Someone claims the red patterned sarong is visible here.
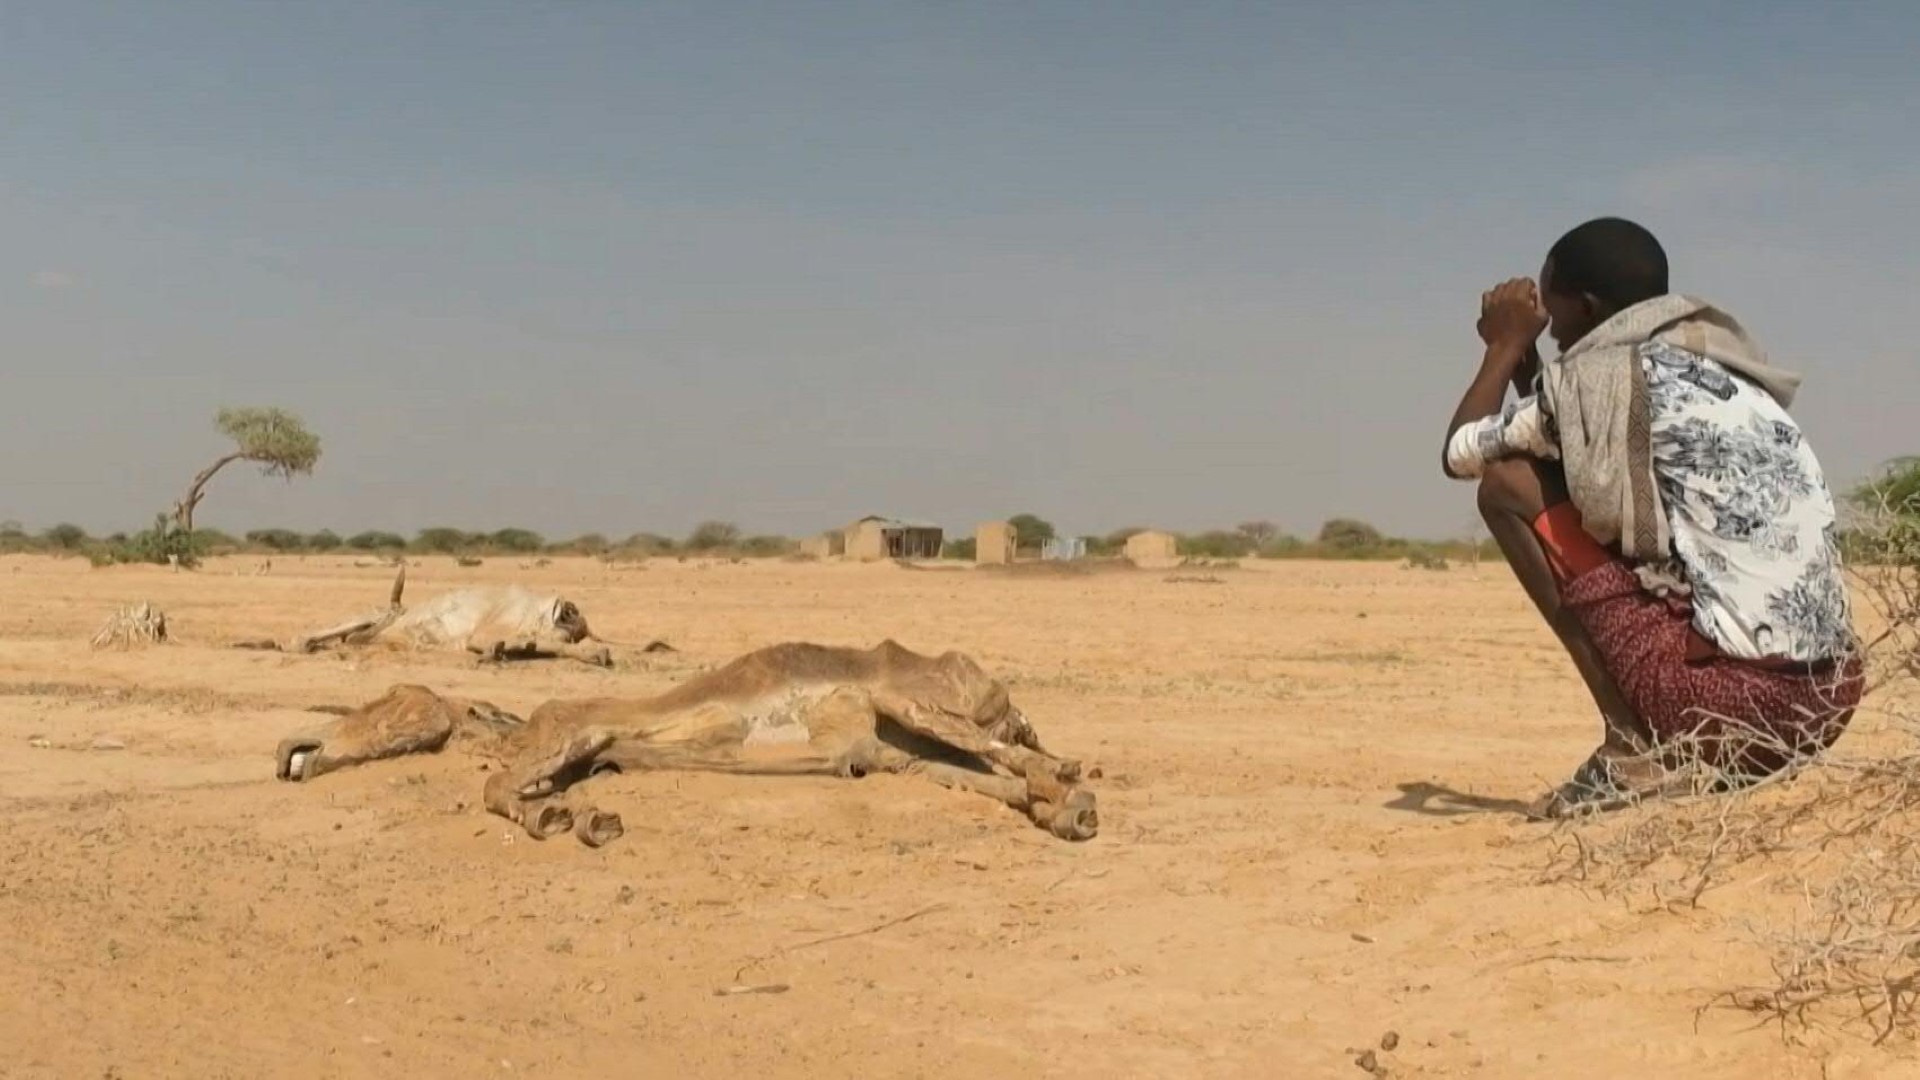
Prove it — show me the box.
[1532,504,1862,775]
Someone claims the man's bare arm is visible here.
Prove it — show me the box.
[1442,279,1548,479]
[1511,344,1540,396]
[1441,340,1530,478]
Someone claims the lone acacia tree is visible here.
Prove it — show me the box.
[174,407,322,535]
[1237,520,1281,547]
[1008,514,1056,549]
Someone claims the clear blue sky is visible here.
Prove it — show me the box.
[4,1,1915,541]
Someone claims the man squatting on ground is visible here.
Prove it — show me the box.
[1441,217,1863,818]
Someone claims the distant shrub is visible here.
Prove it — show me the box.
[1255,534,1308,559]
[1236,521,1281,547]
[42,523,90,552]
[306,529,343,551]
[1008,514,1056,548]
[1082,528,1144,557]
[685,521,742,552]
[943,537,977,560]
[1404,547,1449,571]
[1847,458,1920,563]
[738,534,795,557]
[485,528,544,553]
[347,530,407,552]
[97,514,200,568]
[413,527,471,554]
[1179,530,1256,559]
[1853,457,1920,518]
[245,528,307,552]
[551,533,609,556]
[1319,518,1385,553]
[194,528,241,555]
[0,521,35,554]
[602,533,675,561]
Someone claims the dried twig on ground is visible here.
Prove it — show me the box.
[731,903,949,982]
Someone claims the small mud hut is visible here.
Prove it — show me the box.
[798,531,846,559]
[1124,529,1180,566]
[845,516,944,561]
[974,521,1016,565]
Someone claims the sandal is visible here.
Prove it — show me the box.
[1525,748,1664,821]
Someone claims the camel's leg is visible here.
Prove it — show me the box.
[832,738,1098,841]
[877,697,1082,784]
[599,744,850,775]
[235,614,381,653]
[469,633,612,668]
[867,694,1096,839]
[1011,764,1100,841]
[482,728,618,840]
[274,687,461,781]
[904,760,1099,841]
[461,700,526,738]
[547,639,614,667]
[279,608,398,654]
[573,806,625,847]
[909,760,1024,802]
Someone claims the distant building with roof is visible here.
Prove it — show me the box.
[842,515,944,560]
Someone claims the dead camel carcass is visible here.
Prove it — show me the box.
[235,567,645,666]
[274,640,1098,844]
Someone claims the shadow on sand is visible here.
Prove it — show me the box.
[1385,780,1534,819]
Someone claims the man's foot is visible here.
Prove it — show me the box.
[1525,746,1686,821]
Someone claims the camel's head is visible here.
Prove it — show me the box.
[964,666,1040,750]
[549,598,591,643]
[994,703,1041,750]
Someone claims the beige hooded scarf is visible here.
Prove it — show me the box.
[1539,294,1802,563]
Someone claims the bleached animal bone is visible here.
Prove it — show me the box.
[92,603,168,649]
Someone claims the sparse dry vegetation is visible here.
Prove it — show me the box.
[2,510,1509,569]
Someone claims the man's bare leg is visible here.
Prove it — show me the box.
[1476,459,1654,760]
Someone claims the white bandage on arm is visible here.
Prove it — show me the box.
[1445,396,1558,479]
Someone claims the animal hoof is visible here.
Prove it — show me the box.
[275,739,324,782]
[575,810,624,848]
[523,804,574,840]
[1047,789,1098,841]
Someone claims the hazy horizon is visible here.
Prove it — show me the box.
[6,3,1916,541]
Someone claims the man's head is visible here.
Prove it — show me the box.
[1539,217,1669,351]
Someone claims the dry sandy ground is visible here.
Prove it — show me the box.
[0,553,1911,1079]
